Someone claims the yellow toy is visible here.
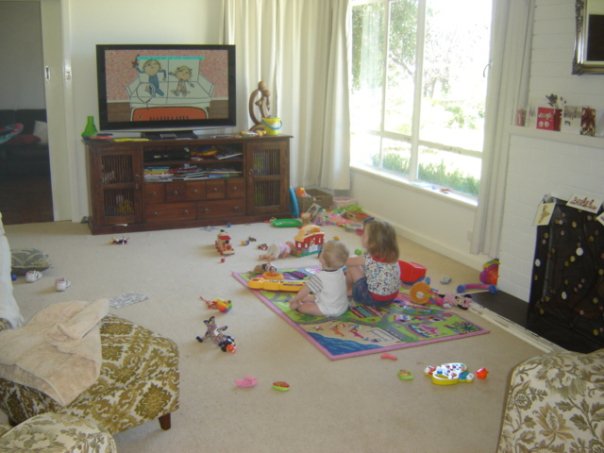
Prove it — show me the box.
[248,277,304,292]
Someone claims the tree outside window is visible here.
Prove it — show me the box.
[350,0,492,198]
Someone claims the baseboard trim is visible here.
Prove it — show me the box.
[362,209,487,271]
[469,302,565,353]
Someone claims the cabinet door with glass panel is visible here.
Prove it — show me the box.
[86,143,143,232]
[245,137,291,216]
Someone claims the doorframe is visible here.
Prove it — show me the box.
[41,0,75,222]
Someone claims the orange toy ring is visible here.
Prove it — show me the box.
[410,282,432,305]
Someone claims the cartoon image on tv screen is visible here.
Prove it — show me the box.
[103,49,230,124]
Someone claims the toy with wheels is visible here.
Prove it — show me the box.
[424,362,475,385]
[215,230,234,256]
[456,283,497,294]
[196,316,236,353]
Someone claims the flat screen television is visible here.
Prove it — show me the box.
[96,44,236,137]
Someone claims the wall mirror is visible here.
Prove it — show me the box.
[573,0,604,74]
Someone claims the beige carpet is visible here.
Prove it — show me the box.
[4,220,542,453]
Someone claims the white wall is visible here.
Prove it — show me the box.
[352,0,604,293]
[499,130,604,301]
[529,0,604,111]
[497,0,604,301]
[57,0,222,220]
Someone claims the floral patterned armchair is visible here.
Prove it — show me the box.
[497,348,604,452]
[0,412,116,452]
[0,315,179,435]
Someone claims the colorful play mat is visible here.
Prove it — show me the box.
[233,267,489,360]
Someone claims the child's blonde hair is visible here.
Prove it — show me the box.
[321,240,349,270]
[364,219,399,263]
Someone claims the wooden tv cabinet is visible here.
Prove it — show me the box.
[85,135,291,234]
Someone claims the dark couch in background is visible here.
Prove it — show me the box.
[0,109,50,177]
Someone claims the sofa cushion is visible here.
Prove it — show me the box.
[0,412,116,452]
[0,212,23,328]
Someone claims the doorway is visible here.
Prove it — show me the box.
[0,1,54,225]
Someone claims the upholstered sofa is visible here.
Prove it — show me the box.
[497,348,604,452]
[0,211,180,441]
[0,412,116,452]
[0,109,49,176]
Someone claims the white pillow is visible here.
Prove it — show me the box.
[33,120,48,145]
[0,212,24,328]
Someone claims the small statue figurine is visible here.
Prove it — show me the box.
[196,316,236,353]
[248,81,271,132]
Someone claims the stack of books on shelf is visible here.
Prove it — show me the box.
[144,166,172,181]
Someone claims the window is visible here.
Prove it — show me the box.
[350,0,492,199]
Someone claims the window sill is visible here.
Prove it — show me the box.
[351,164,478,209]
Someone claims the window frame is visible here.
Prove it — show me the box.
[349,0,490,203]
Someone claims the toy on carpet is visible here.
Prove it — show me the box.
[290,224,324,257]
[398,370,414,381]
[235,376,258,388]
[270,217,303,228]
[456,258,499,294]
[480,258,499,285]
[399,260,427,285]
[380,353,397,361]
[424,362,476,385]
[439,293,473,310]
[272,381,290,392]
[248,277,304,292]
[111,236,128,245]
[215,230,234,256]
[201,296,232,313]
[456,283,497,294]
[196,316,236,352]
[259,241,294,261]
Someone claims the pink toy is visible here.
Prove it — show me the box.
[480,259,499,285]
[259,242,294,261]
[235,376,258,388]
[381,353,397,361]
[456,283,497,294]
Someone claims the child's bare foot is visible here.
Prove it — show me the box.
[289,300,301,310]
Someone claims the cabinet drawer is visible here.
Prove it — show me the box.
[227,178,245,199]
[144,184,165,203]
[145,202,196,223]
[206,180,226,200]
[198,200,245,218]
[165,182,187,202]
[186,181,206,200]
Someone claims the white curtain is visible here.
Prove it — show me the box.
[470,0,535,256]
[220,0,351,190]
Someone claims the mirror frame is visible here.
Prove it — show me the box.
[573,0,604,74]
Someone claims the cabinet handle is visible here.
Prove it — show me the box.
[153,211,159,216]
[173,190,179,195]
[213,187,219,192]
[234,206,241,212]
[184,209,189,215]
[193,188,198,193]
